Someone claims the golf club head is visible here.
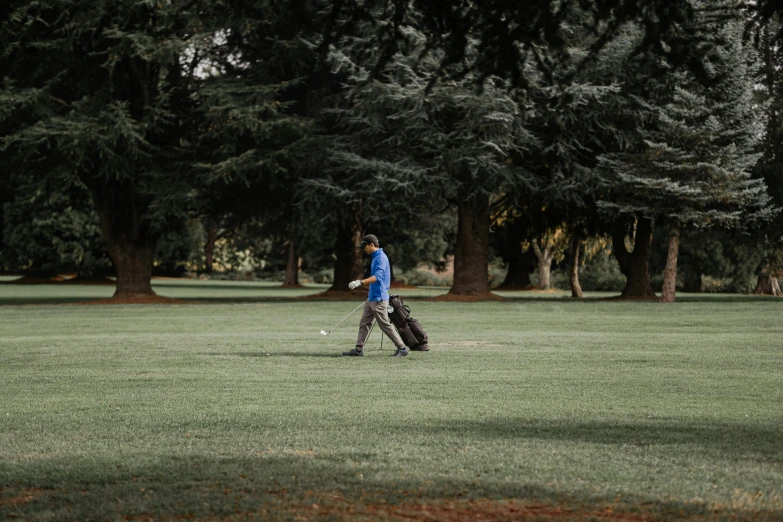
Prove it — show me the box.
[320,330,328,336]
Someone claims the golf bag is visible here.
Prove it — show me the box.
[388,295,429,351]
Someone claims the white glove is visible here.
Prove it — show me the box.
[348,280,363,290]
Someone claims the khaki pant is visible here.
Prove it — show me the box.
[355,300,405,350]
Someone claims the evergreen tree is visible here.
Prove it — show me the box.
[750,19,783,296]
[313,9,533,297]
[327,0,708,90]
[0,0,313,296]
[0,0,211,299]
[193,0,356,289]
[507,10,644,297]
[598,8,773,301]
[194,10,316,205]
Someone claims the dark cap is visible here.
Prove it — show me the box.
[361,234,379,246]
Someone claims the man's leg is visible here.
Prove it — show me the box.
[353,301,376,351]
[370,301,408,355]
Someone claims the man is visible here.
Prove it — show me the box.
[342,234,409,357]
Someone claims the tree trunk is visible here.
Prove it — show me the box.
[283,234,299,287]
[90,182,156,299]
[329,215,363,292]
[449,194,490,296]
[538,261,552,289]
[660,231,680,303]
[569,234,583,298]
[532,239,554,290]
[204,225,217,274]
[497,250,534,289]
[753,269,783,296]
[612,217,656,298]
[107,239,155,298]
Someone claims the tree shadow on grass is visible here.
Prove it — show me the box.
[403,417,783,461]
[3,452,780,521]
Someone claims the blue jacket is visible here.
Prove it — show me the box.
[368,248,391,301]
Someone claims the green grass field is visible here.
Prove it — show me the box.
[1,281,781,520]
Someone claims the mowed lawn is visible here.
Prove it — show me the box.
[1,283,781,520]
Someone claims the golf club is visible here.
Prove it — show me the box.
[320,300,367,336]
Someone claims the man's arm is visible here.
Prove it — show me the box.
[361,255,387,285]
[349,275,377,290]
[360,276,378,286]
[371,256,387,284]
[348,255,384,289]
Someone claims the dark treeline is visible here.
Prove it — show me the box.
[1,0,782,301]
